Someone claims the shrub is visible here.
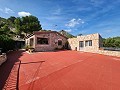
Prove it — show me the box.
[0,35,15,52]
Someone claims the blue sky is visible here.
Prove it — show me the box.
[0,0,120,38]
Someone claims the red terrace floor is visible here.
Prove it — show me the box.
[1,50,120,90]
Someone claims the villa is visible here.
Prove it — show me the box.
[68,33,103,52]
[25,31,68,51]
[26,31,103,53]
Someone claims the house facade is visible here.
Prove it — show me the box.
[68,33,103,52]
[25,31,68,51]
[26,31,103,52]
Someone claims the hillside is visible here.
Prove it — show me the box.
[59,30,75,38]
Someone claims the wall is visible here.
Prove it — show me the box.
[34,32,67,51]
[68,33,120,57]
[83,49,120,57]
[25,35,35,48]
[97,50,120,57]
[68,33,101,52]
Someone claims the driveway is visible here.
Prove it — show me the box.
[1,50,120,90]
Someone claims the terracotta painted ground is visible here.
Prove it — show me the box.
[1,50,120,90]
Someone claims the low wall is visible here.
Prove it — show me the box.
[0,53,7,66]
[83,49,120,57]
[97,50,120,57]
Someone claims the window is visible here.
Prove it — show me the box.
[58,40,62,46]
[85,40,92,46]
[37,38,48,44]
[79,41,84,47]
[85,41,89,46]
[89,40,92,46]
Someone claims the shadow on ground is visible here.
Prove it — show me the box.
[0,50,24,90]
[0,50,45,90]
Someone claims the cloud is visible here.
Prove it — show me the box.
[18,11,31,17]
[53,8,61,15]
[5,8,14,13]
[0,7,14,14]
[65,18,84,27]
[65,29,72,32]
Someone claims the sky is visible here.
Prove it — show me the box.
[0,0,120,38]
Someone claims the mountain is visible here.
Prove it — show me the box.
[59,30,75,38]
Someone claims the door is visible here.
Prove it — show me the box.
[79,41,84,51]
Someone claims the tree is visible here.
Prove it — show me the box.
[103,37,120,48]
[114,40,120,48]
[0,17,6,28]
[7,16,16,24]
[14,17,22,35]
[0,35,15,52]
[21,15,42,35]
[7,16,16,28]
[0,24,11,35]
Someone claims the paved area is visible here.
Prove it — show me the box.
[1,50,120,90]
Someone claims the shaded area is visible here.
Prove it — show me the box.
[0,50,24,90]
[0,50,45,90]
[3,61,21,90]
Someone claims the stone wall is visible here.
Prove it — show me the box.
[68,33,120,57]
[97,50,120,57]
[83,49,120,57]
[34,32,67,51]
[26,32,67,51]
[68,33,101,52]
[0,53,7,66]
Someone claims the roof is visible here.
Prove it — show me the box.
[26,31,68,39]
[76,33,102,39]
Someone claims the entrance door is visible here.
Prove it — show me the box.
[79,41,84,51]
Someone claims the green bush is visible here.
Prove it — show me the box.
[0,35,15,52]
[103,38,120,48]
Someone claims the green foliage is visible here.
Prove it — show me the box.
[14,17,22,35]
[0,24,10,35]
[21,15,42,34]
[103,37,120,48]
[0,17,7,28]
[0,35,15,52]
[7,16,16,24]
[0,15,42,36]
[0,15,42,52]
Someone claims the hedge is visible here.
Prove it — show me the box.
[0,35,15,52]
